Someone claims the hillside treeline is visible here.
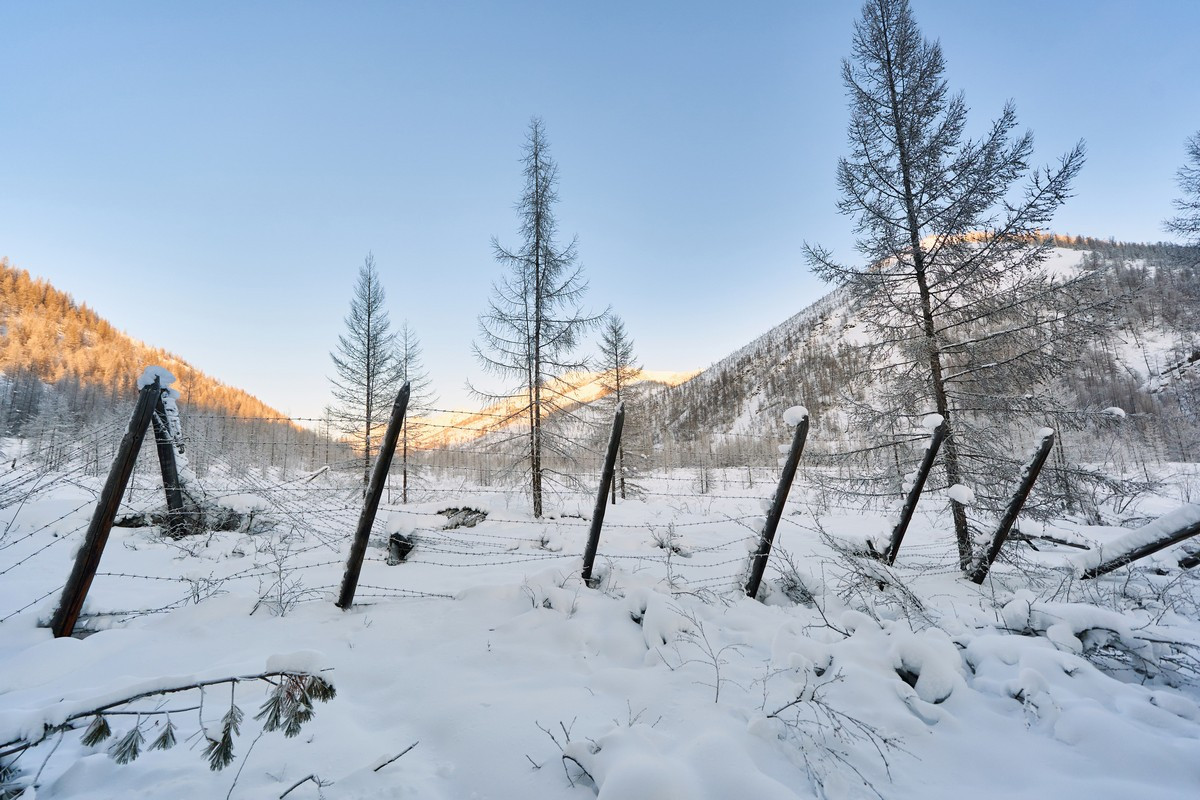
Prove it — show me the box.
[0,257,346,477]
[642,241,1200,516]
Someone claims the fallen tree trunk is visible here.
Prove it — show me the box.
[1075,504,1200,579]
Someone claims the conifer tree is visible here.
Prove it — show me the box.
[395,321,434,503]
[805,0,1103,568]
[598,314,640,502]
[1166,131,1200,247]
[329,254,402,487]
[473,117,601,517]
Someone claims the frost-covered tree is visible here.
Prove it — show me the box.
[805,0,1106,567]
[395,321,435,503]
[329,254,403,486]
[473,117,601,517]
[1166,131,1200,247]
[598,315,640,502]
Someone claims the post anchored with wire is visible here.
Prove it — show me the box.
[745,407,810,600]
[967,428,1056,585]
[337,383,410,610]
[51,377,161,638]
[582,403,624,588]
[150,392,186,534]
[883,419,946,564]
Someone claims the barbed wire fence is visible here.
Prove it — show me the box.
[2,388,1081,631]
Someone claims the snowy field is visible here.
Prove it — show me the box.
[2,454,1200,799]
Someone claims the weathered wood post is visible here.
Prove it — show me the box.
[51,378,160,637]
[745,407,810,599]
[967,428,1055,584]
[150,393,185,533]
[884,420,946,564]
[582,404,624,587]
[337,383,410,610]
[1080,505,1200,579]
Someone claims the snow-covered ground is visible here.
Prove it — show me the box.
[2,453,1199,799]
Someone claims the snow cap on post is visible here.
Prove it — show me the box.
[783,406,809,426]
[138,365,176,391]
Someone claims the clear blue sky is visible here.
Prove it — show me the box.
[2,1,1197,419]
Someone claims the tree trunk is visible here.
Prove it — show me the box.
[881,12,971,566]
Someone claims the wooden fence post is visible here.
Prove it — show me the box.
[150,393,186,533]
[883,421,946,564]
[582,404,624,587]
[1080,505,1200,579]
[967,429,1055,584]
[745,408,810,599]
[51,378,160,637]
[337,383,410,610]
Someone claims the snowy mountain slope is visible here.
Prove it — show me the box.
[645,242,1200,461]
[415,369,698,447]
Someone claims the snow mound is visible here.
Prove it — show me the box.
[782,406,809,426]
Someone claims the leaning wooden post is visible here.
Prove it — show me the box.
[1079,505,1200,579]
[337,383,410,610]
[150,393,185,531]
[51,378,160,637]
[884,420,946,564]
[967,428,1055,585]
[582,404,624,587]
[745,407,810,599]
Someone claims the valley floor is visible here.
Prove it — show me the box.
[2,463,1199,799]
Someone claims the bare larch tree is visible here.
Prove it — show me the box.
[1166,131,1200,247]
[395,320,434,503]
[805,0,1107,569]
[598,314,640,502]
[473,117,601,517]
[329,253,403,487]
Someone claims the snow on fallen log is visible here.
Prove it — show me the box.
[1074,504,1200,579]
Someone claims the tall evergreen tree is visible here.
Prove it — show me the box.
[805,0,1101,568]
[598,315,640,502]
[395,321,434,503]
[1166,131,1200,247]
[473,117,601,517]
[329,253,403,487]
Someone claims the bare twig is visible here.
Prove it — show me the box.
[279,774,318,799]
[373,741,419,772]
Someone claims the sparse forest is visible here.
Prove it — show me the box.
[3,2,1200,799]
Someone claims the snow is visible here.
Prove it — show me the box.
[1103,406,1127,419]
[1072,504,1200,573]
[136,365,176,391]
[782,406,809,426]
[2,460,1200,799]
[921,413,944,432]
[947,484,975,505]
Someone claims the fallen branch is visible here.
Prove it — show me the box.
[279,774,319,799]
[373,741,419,772]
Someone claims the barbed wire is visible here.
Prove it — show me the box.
[0,584,64,623]
[1,387,1092,629]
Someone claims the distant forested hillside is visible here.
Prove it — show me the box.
[0,258,289,422]
[641,240,1199,519]
[0,257,339,475]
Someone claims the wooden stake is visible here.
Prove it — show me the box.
[967,430,1055,584]
[745,411,809,599]
[51,378,160,637]
[1082,506,1200,579]
[582,404,624,587]
[336,383,410,610]
[884,421,946,564]
[150,393,185,533]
